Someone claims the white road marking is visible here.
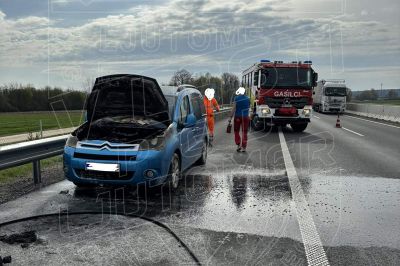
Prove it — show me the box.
[313,115,320,119]
[278,129,330,266]
[342,127,365,137]
[344,115,400,129]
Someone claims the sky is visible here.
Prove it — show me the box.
[0,0,399,91]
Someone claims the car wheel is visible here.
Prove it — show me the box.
[252,115,268,131]
[196,139,207,165]
[168,153,181,190]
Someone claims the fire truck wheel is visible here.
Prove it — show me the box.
[291,123,308,132]
[252,116,269,131]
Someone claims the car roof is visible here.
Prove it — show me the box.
[178,84,196,91]
[161,85,201,96]
[161,86,179,96]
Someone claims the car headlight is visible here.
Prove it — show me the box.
[260,107,270,115]
[66,135,78,148]
[302,108,311,116]
[139,136,165,151]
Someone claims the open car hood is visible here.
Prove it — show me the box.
[87,74,170,125]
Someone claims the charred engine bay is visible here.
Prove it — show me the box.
[75,116,167,143]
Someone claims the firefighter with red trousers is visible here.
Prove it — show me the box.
[204,88,220,143]
[229,87,250,152]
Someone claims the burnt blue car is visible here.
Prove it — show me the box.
[63,74,208,189]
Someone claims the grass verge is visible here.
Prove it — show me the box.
[0,111,84,136]
[0,156,63,185]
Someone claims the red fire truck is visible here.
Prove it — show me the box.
[242,60,318,132]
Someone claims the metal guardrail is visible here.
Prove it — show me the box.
[0,135,68,184]
[0,108,232,186]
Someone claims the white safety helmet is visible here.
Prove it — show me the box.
[205,88,215,100]
[236,87,245,95]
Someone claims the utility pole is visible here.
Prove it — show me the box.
[380,83,383,99]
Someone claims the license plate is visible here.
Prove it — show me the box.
[85,162,120,172]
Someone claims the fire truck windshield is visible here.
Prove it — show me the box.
[260,68,312,88]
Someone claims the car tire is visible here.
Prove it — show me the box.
[252,115,270,131]
[196,139,208,165]
[168,153,181,190]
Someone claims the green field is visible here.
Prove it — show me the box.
[0,156,62,185]
[0,111,84,137]
[352,99,400,106]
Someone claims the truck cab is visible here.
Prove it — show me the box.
[313,80,347,113]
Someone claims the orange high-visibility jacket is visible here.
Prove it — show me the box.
[203,97,220,116]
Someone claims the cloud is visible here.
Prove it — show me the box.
[0,0,399,89]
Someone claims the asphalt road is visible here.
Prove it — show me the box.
[0,113,399,265]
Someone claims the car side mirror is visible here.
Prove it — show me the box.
[184,113,196,128]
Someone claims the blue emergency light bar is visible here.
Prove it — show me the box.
[260,59,270,63]
[304,60,312,64]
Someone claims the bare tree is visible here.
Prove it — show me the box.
[170,69,192,86]
[221,73,240,103]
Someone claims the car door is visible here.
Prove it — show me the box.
[177,94,195,170]
[190,92,206,157]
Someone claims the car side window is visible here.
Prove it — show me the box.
[190,93,204,119]
[179,95,190,124]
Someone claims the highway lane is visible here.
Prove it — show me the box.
[280,113,400,261]
[0,115,399,265]
[304,112,400,178]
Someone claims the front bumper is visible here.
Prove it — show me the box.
[262,117,310,125]
[323,106,345,112]
[63,146,171,187]
[255,105,311,125]
[264,117,311,126]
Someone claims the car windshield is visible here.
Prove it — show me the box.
[261,67,312,88]
[324,87,347,96]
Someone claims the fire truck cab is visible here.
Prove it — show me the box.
[242,60,318,132]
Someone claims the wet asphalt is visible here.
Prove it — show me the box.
[0,114,399,265]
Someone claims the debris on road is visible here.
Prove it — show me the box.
[0,255,12,265]
[59,189,69,195]
[0,230,37,245]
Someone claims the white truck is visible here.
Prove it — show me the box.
[313,79,347,113]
